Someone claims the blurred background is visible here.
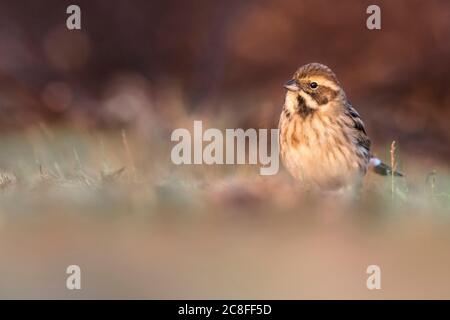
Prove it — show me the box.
[0,0,449,160]
[0,0,449,299]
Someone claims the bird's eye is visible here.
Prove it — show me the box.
[310,82,318,89]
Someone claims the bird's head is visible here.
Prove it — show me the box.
[284,63,344,114]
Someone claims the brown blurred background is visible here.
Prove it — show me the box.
[0,0,449,160]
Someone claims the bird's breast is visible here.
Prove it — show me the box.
[279,111,365,189]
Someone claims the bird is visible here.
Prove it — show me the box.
[278,62,402,192]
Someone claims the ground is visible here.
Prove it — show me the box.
[0,125,449,298]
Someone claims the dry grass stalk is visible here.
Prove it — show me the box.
[390,140,397,200]
[121,129,137,182]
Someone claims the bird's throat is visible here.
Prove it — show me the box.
[297,95,316,118]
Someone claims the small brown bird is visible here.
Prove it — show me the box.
[279,63,401,191]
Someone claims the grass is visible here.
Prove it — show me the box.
[0,121,447,220]
[0,123,447,212]
[390,140,397,201]
[0,122,449,298]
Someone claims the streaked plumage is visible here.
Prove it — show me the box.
[279,63,400,191]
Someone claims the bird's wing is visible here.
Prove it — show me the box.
[346,103,404,177]
[345,103,371,155]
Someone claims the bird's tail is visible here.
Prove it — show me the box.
[369,157,404,177]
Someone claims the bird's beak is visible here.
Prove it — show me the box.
[284,79,300,91]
